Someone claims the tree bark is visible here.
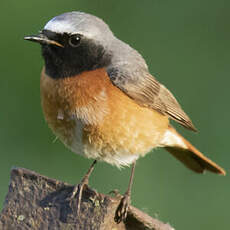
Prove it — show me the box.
[0,168,174,230]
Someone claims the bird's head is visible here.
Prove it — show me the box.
[24,12,114,78]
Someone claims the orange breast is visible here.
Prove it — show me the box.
[40,68,169,167]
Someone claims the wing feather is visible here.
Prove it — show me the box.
[108,70,196,131]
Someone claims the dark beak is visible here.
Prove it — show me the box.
[24,34,63,48]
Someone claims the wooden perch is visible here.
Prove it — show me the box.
[0,168,174,230]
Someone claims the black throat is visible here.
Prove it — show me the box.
[41,31,111,79]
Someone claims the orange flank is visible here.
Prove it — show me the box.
[40,68,169,167]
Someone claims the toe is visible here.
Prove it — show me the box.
[115,194,130,223]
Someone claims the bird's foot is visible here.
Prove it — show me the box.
[67,160,97,214]
[115,193,130,223]
[68,180,88,215]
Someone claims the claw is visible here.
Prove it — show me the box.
[115,194,130,223]
[67,160,97,214]
[68,183,88,215]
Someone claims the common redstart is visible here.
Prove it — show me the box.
[24,11,225,223]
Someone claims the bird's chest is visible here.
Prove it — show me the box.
[40,68,169,167]
[40,68,109,152]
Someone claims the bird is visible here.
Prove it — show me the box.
[24,11,225,223]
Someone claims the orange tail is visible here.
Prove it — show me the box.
[160,126,225,175]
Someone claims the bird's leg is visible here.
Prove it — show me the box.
[70,160,97,213]
[115,161,136,223]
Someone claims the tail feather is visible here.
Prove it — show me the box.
[161,126,225,175]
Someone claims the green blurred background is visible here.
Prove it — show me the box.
[1,0,229,229]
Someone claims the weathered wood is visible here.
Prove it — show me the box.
[0,168,174,230]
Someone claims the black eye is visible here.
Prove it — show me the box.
[69,34,81,47]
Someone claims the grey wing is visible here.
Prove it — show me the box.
[108,69,197,131]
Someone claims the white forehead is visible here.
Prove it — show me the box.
[44,18,96,39]
[44,17,81,34]
[43,12,113,41]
